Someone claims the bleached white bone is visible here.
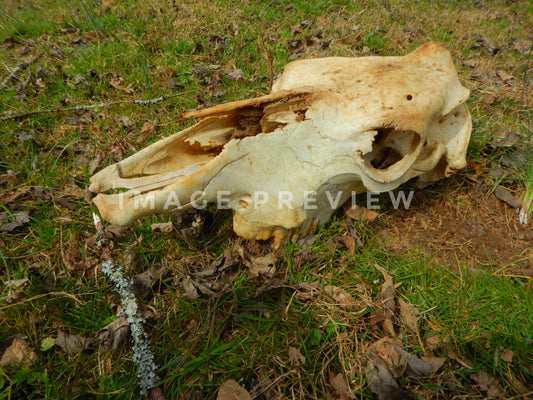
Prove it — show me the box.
[89,42,472,244]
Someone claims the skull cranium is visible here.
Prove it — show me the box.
[89,42,472,243]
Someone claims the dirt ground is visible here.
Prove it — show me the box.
[380,180,532,274]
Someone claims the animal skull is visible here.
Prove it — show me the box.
[89,42,471,243]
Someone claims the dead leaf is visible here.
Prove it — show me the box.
[226,69,245,81]
[151,221,174,233]
[297,233,318,250]
[248,254,277,278]
[98,316,129,351]
[420,356,447,374]
[217,379,252,400]
[139,121,157,141]
[343,204,379,222]
[55,330,91,354]
[0,211,30,232]
[398,298,419,332]
[365,353,417,400]
[253,277,288,298]
[110,76,134,94]
[500,349,514,363]
[370,264,396,336]
[182,276,199,299]
[463,59,479,68]
[1,278,30,302]
[392,345,433,377]
[105,225,129,238]
[324,285,355,308]
[496,69,514,83]
[195,249,240,278]
[0,338,37,367]
[329,372,355,400]
[116,115,134,127]
[288,346,306,366]
[471,371,502,398]
[425,333,441,349]
[493,186,522,209]
[133,264,169,299]
[337,235,356,255]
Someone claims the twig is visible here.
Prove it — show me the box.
[0,291,85,310]
[0,91,194,121]
[93,213,166,399]
[0,52,43,91]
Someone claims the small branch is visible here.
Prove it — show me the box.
[1,91,194,121]
[93,213,166,399]
[0,52,43,92]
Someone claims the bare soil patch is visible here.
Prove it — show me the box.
[381,180,532,272]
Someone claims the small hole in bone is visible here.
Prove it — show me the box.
[406,94,413,101]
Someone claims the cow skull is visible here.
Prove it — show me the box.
[89,42,471,244]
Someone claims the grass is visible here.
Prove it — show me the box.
[1,0,532,399]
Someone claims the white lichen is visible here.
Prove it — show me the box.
[101,260,160,394]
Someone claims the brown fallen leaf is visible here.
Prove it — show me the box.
[324,285,355,308]
[98,316,129,351]
[217,379,252,400]
[420,356,447,374]
[471,371,502,398]
[104,224,129,238]
[139,121,157,141]
[133,264,170,299]
[496,69,514,83]
[329,372,355,400]
[425,333,441,349]
[248,254,277,278]
[370,264,396,336]
[398,298,419,332]
[292,281,320,300]
[365,353,417,400]
[1,278,30,302]
[392,344,433,377]
[288,346,306,366]
[493,186,522,209]
[110,76,134,94]
[343,203,379,222]
[0,211,30,232]
[0,337,37,367]
[55,330,91,354]
[182,276,199,299]
[500,349,514,364]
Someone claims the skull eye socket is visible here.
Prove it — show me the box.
[363,128,421,170]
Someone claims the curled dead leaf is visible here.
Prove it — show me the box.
[0,337,37,367]
[98,316,129,351]
[365,353,417,400]
[55,330,92,354]
[217,379,252,400]
[500,349,514,364]
[343,203,379,222]
[288,346,306,366]
[471,371,502,398]
[329,372,355,400]
[248,254,277,278]
[398,298,419,332]
[182,276,199,299]
[110,76,134,94]
[323,285,355,308]
[0,211,30,232]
